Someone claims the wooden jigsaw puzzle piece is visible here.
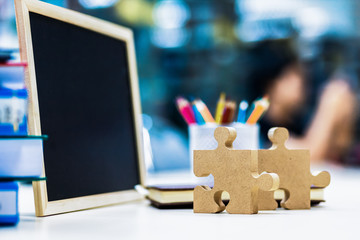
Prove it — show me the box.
[193,127,236,214]
[258,127,312,210]
[258,128,288,210]
[258,127,332,210]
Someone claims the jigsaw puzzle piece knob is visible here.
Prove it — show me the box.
[256,173,280,192]
[194,186,226,213]
[311,171,331,188]
[214,127,236,149]
[268,127,289,149]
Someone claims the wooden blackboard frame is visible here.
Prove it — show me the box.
[14,0,146,216]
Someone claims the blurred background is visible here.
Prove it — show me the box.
[1,0,359,172]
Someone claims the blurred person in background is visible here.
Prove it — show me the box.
[247,39,357,164]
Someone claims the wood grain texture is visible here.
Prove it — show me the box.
[258,127,331,210]
[14,0,146,216]
[193,127,279,214]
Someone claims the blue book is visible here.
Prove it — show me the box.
[0,136,45,178]
[0,181,19,225]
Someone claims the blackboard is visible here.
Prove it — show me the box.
[15,0,145,216]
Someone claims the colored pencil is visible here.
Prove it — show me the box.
[194,99,215,123]
[246,96,270,125]
[192,101,206,125]
[176,97,196,124]
[215,92,226,124]
[246,97,260,122]
[228,101,237,123]
[237,100,248,123]
[221,101,236,124]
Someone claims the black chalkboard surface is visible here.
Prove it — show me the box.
[30,11,140,201]
[15,0,145,216]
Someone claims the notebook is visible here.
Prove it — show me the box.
[146,185,325,208]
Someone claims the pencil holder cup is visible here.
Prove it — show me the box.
[189,123,259,171]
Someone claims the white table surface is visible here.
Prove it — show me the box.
[1,164,360,240]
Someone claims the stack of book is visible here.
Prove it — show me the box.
[0,51,44,225]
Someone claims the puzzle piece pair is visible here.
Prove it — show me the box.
[193,127,331,214]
